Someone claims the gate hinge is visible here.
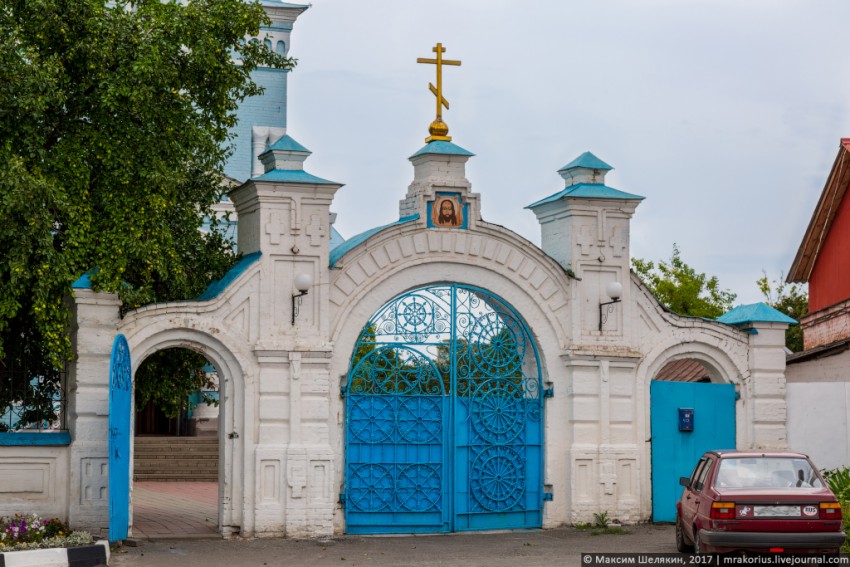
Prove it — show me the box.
[338,492,346,505]
[340,385,347,398]
[543,492,553,502]
[543,385,554,398]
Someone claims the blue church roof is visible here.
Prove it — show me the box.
[558,151,613,172]
[197,252,262,301]
[253,169,339,185]
[716,303,797,326]
[410,141,475,159]
[330,215,419,267]
[526,183,645,208]
[267,134,310,153]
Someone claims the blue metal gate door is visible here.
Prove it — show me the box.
[108,334,132,541]
[650,379,735,523]
[453,288,543,531]
[344,285,543,534]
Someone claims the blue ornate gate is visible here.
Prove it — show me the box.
[108,334,132,541]
[344,284,544,534]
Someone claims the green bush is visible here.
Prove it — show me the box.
[822,467,850,553]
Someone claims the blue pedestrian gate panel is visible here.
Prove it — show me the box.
[108,334,132,541]
[650,380,735,522]
[344,284,544,534]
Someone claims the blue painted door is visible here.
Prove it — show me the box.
[344,285,543,534]
[650,380,735,522]
[108,334,132,541]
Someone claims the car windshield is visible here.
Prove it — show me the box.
[714,457,824,489]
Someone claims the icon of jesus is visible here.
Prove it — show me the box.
[432,196,463,228]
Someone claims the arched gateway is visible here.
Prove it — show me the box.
[47,129,795,539]
[343,284,543,533]
[37,41,795,538]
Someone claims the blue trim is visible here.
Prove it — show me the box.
[526,183,645,209]
[252,169,339,185]
[330,215,419,267]
[72,270,95,289]
[197,252,262,301]
[266,134,311,154]
[410,141,475,158]
[558,151,613,172]
[329,226,345,250]
[0,431,71,446]
[716,302,797,326]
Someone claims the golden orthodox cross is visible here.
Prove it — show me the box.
[417,43,461,142]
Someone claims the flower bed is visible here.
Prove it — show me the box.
[0,514,93,552]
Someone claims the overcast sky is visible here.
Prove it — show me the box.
[283,0,850,305]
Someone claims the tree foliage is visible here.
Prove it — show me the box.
[632,244,736,319]
[0,0,294,414]
[135,348,217,419]
[757,272,807,352]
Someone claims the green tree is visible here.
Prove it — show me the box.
[757,272,807,352]
[135,348,216,419]
[0,0,294,417]
[632,244,736,319]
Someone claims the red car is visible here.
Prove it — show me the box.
[676,450,846,554]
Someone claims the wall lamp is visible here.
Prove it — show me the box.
[291,273,313,325]
[599,281,623,331]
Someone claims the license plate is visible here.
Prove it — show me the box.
[753,505,800,517]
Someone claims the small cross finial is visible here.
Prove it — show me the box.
[417,42,461,143]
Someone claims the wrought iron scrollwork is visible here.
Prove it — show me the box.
[345,284,543,530]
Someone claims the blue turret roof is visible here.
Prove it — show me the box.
[558,151,613,172]
[259,1,310,8]
[526,183,645,209]
[410,141,475,159]
[252,169,338,185]
[716,303,797,326]
[72,270,95,289]
[267,134,310,153]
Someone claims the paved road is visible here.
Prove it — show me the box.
[111,524,677,566]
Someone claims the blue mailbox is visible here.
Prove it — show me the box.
[678,408,694,432]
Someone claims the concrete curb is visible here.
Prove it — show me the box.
[0,540,109,567]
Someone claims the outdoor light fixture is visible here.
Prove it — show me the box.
[291,273,313,325]
[599,281,623,331]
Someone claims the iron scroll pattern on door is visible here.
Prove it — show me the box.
[344,285,543,533]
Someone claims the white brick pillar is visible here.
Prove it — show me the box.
[745,322,790,449]
[66,289,121,535]
[527,152,643,342]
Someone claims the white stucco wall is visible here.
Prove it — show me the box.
[786,348,850,470]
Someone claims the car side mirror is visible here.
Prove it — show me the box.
[679,477,690,488]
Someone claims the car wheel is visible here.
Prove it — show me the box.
[693,527,703,554]
[675,516,693,552]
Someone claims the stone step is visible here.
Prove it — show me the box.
[134,461,217,469]
[134,436,219,481]
[134,448,219,455]
[134,473,218,481]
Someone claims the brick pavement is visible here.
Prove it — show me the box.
[132,481,219,539]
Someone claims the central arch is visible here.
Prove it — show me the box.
[342,283,544,533]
